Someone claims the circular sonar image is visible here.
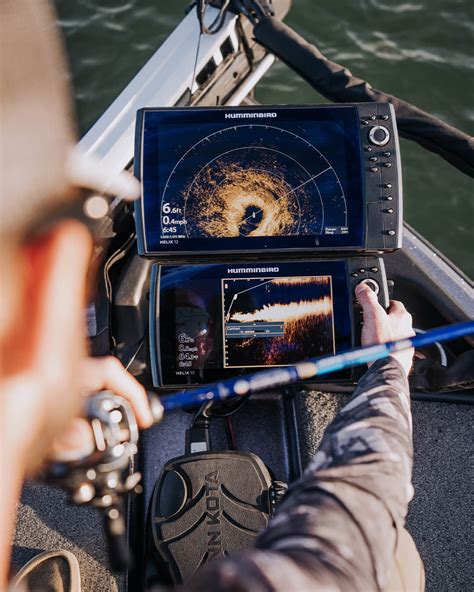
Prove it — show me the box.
[161,125,348,239]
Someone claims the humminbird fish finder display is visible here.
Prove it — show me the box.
[150,258,389,387]
[135,103,402,258]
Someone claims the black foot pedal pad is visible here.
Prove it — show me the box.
[148,451,275,584]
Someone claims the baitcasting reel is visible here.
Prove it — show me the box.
[42,390,164,570]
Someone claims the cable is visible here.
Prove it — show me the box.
[207,393,251,418]
[103,233,136,305]
[189,0,232,99]
[196,0,231,35]
[186,402,212,454]
[124,336,146,371]
[189,0,274,97]
[190,5,203,98]
[188,394,243,453]
[191,401,214,427]
[225,416,237,450]
[183,393,251,420]
[208,0,231,34]
[230,0,274,25]
[414,328,448,367]
[101,233,136,350]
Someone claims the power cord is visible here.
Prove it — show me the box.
[185,402,213,454]
[184,393,250,454]
[103,233,137,350]
[207,393,251,418]
[191,0,274,33]
[197,0,231,34]
[229,0,274,25]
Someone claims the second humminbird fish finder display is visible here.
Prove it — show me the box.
[135,103,402,258]
[150,258,389,387]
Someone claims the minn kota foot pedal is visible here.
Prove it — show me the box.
[148,451,285,585]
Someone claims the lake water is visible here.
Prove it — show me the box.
[55,0,473,277]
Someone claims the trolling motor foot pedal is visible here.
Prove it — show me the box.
[147,451,280,585]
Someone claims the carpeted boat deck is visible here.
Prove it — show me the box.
[11,394,473,591]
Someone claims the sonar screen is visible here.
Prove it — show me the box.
[222,275,335,369]
[135,104,402,257]
[149,258,389,388]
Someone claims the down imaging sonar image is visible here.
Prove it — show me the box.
[152,262,353,387]
[223,275,335,368]
[138,106,365,255]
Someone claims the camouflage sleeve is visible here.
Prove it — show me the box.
[185,357,413,592]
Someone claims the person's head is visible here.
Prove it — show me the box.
[0,0,139,472]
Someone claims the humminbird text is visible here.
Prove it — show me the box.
[227,267,280,274]
[225,112,277,119]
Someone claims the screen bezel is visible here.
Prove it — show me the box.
[150,260,355,388]
[135,105,366,258]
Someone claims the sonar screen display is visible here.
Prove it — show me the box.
[154,261,353,387]
[222,276,335,368]
[138,106,365,255]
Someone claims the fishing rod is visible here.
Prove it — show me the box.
[158,320,474,412]
[53,271,474,566]
[42,320,472,570]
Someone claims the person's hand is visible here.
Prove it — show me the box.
[49,356,154,461]
[355,283,415,377]
[79,356,153,428]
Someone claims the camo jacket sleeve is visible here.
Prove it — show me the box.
[184,357,413,592]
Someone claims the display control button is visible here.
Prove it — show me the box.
[358,268,366,273]
[370,266,379,273]
[364,146,373,152]
[384,183,393,189]
[369,166,379,173]
[383,162,392,168]
[369,156,378,162]
[385,195,393,201]
[385,208,394,214]
[351,272,358,278]
[369,115,376,120]
[386,230,396,236]
[368,125,390,146]
[356,278,380,296]
[381,114,389,121]
[383,151,391,157]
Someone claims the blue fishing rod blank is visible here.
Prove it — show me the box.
[160,321,474,412]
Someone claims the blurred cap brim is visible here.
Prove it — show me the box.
[67,147,141,202]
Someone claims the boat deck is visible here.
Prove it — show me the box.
[12,394,473,591]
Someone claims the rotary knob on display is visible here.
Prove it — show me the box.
[356,278,380,296]
[368,125,390,147]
